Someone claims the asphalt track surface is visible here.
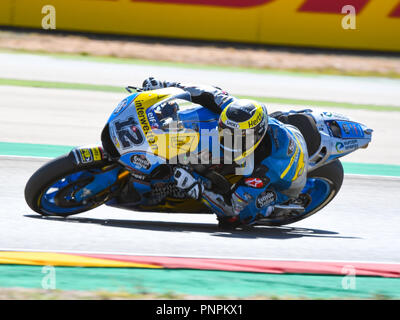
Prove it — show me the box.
[0,53,399,264]
[1,156,400,263]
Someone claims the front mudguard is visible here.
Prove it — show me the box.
[69,145,111,168]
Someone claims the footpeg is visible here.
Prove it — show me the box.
[274,204,305,212]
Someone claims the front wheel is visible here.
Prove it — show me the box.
[256,159,344,226]
[24,154,123,217]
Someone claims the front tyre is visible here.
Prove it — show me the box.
[24,154,119,217]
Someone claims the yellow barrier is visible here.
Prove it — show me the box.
[2,0,400,52]
[258,0,400,51]
[0,0,13,25]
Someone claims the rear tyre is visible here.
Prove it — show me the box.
[257,159,344,226]
[25,154,114,217]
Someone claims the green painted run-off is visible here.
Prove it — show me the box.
[0,142,72,159]
[0,77,399,112]
[1,265,400,299]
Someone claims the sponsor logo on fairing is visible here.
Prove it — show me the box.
[77,147,102,164]
[136,100,157,147]
[113,98,128,115]
[256,190,276,209]
[335,142,345,153]
[336,139,359,153]
[147,111,159,128]
[130,154,151,170]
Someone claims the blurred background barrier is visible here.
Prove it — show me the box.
[0,0,400,51]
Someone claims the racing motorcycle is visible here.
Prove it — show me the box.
[24,86,373,227]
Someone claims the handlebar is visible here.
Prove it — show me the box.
[125,86,144,93]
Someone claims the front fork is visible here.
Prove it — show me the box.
[70,145,130,203]
[73,166,126,202]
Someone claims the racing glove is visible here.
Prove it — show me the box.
[173,167,204,200]
[142,77,165,91]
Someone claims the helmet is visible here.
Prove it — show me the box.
[219,99,268,162]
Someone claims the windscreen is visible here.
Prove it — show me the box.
[151,98,200,133]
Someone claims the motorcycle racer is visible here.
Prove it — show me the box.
[142,77,309,229]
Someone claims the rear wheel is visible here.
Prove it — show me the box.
[256,159,344,226]
[25,154,120,217]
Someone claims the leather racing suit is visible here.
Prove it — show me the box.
[145,79,309,226]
